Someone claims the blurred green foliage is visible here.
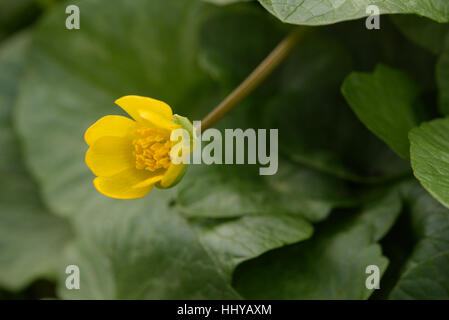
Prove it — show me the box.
[1,0,449,300]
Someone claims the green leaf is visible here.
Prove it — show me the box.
[0,33,73,291]
[342,64,423,158]
[58,190,240,299]
[410,117,449,209]
[437,34,449,115]
[233,191,402,299]
[393,16,449,55]
[0,206,73,291]
[192,214,313,278]
[178,159,357,222]
[258,0,449,26]
[390,182,449,299]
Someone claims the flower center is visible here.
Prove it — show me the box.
[133,127,171,171]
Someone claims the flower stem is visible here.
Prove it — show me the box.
[201,26,310,131]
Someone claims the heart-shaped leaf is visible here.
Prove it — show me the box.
[258,0,449,26]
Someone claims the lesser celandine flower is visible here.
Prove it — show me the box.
[84,95,194,199]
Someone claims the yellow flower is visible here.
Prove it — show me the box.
[84,95,194,199]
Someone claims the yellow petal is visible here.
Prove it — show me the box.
[115,95,173,124]
[93,167,153,199]
[85,115,136,146]
[132,173,164,188]
[158,163,186,188]
[139,110,181,131]
[86,136,134,177]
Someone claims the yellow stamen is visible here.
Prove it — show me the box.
[133,128,171,171]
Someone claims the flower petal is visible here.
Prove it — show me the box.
[158,163,186,189]
[115,95,173,123]
[132,173,164,188]
[86,136,135,177]
[139,110,181,131]
[85,115,136,146]
[93,167,153,199]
